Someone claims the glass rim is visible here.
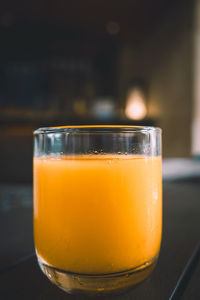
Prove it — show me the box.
[34,125,162,135]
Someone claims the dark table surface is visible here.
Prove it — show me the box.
[0,180,200,300]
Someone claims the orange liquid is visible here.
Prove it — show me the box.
[34,155,162,274]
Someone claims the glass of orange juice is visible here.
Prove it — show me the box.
[33,125,162,295]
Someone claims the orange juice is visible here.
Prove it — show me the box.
[34,155,162,274]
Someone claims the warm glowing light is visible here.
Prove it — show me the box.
[125,89,147,120]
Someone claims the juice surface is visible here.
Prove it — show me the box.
[34,155,162,274]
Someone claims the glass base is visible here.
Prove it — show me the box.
[38,256,158,296]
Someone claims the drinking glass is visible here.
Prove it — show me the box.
[33,125,162,295]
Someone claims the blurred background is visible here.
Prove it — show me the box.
[0,0,199,182]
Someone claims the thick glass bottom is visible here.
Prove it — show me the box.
[37,255,158,296]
